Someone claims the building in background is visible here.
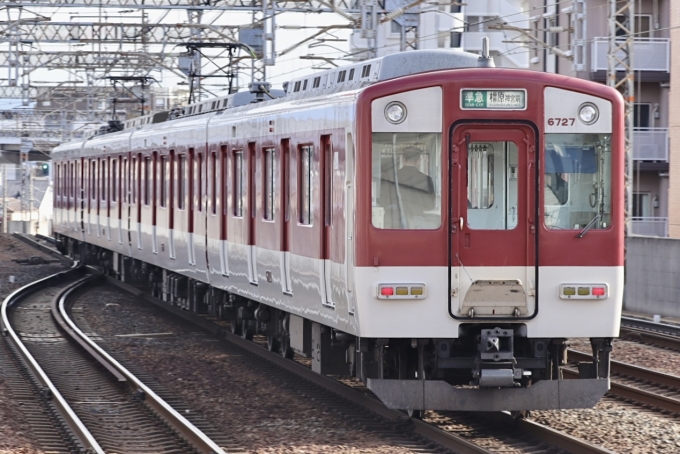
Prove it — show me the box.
[526,0,671,237]
[350,0,530,69]
[669,2,680,237]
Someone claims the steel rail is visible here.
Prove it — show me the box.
[481,413,618,454]
[568,350,680,413]
[107,276,614,454]
[1,267,105,453]
[12,232,72,264]
[621,316,680,351]
[61,272,227,454]
[622,315,680,337]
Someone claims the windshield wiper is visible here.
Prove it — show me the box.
[576,215,600,238]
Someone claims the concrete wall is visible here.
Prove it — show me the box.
[625,236,680,316]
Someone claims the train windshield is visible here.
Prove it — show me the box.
[544,133,612,230]
[371,132,442,230]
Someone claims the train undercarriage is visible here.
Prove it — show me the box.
[57,235,612,413]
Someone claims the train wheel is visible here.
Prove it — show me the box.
[241,320,254,341]
[407,409,423,420]
[281,334,294,359]
[230,317,242,335]
[267,334,280,352]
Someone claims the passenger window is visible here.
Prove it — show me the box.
[111,159,117,203]
[178,154,186,209]
[100,160,106,201]
[466,141,518,231]
[264,148,275,221]
[371,133,441,230]
[160,156,168,208]
[233,151,244,217]
[211,152,217,215]
[144,157,151,206]
[299,145,313,225]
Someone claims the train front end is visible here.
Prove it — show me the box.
[354,67,624,412]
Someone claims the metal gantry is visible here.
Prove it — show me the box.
[607,0,635,234]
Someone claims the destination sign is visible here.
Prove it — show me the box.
[461,89,526,110]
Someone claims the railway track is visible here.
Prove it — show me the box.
[105,275,616,454]
[1,266,238,453]
[620,316,680,351]
[568,349,680,414]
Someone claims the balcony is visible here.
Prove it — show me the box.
[631,217,668,237]
[634,128,668,161]
[590,38,669,80]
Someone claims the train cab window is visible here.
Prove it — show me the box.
[299,145,313,225]
[233,151,244,217]
[466,141,518,231]
[544,133,612,230]
[371,133,441,230]
[264,147,275,221]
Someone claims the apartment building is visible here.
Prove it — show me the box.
[348,0,672,236]
[349,0,530,68]
[527,0,671,237]
[670,2,680,237]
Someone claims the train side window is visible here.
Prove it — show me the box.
[196,152,203,212]
[544,133,612,230]
[90,160,96,201]
[221,146,228,216]
[160,156,168,208]
[299,145,313,225]
[323,136,332,226]
[211,151,217,215]
[111,159,117,203]
[264,147,275,221]
[466,141,517,231]
[144,157,151,206]
[132,157,137,204]
[100,160,106,202]
[233,150,243,217]
[371,133,442,230]
[178,154,186,210]
[122,158,128,204]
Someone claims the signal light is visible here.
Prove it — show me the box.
[592,287,606,296]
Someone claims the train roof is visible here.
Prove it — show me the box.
[85,49,485,136]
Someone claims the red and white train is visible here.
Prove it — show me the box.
[52,48,624,413]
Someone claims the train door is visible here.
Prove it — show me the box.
[151,152,158,253]
[321,135,334,307]
[247,142,258,284]
[450,125,537,319]
[280,139,292,294]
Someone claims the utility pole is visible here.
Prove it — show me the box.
[608,0,635,235]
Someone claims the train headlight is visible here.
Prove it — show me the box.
[384,102,407,124]
[578,103,599,125]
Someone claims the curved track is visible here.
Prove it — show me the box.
[1,267,235,453]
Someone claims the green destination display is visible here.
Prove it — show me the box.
[461,89,526,110]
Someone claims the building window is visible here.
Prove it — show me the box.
[299,145,313,225]
[264,148,275,221]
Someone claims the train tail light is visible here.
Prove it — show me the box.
[377,284,427,299]
[560,284,608,300]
